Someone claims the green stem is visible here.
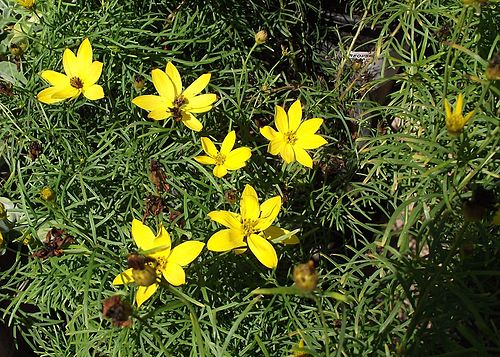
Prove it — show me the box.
[315,295,331,356]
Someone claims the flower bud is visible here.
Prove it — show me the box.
[133,75,145,90]
[132,265,157,286]
[255,30,268,45]
[293,260,318,293]
[485,52,500,81]
[40,187,55,202]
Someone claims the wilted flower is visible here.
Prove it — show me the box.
[132,62,217,132]
[133,75,145,90]
[207,184,298,269]
[485,52,500,81]
[444,93,474,136]
[194,131,252,178]
[37,38,104,104]
[260,100,328,168]
[102,295,133,327]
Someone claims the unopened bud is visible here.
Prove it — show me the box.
[40,187,55,202]
[293,260,318,293]
[255,30,268,45]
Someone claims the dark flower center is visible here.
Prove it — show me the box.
[70,77,84,89]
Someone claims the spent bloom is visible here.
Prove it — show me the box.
[113,219,204,307]
[37,38,104,104]
[132,62,217,132]
[194,131,252,178]
[444,93,474,136]
[207,184,298,269]
[260,100,327,168]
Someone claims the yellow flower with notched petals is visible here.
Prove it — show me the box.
[194,131,252,178]
[37,38,104,104]
[444,93,474,136]
[260,100,327,168]
[132,62,217,132]
[207,185,298,269]
[16,0,35,8]
[112,219,204,307]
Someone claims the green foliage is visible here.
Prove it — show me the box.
[0,0,498,356]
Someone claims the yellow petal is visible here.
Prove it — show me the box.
[188,105,213,114]
[208,210,241,229]
[260,126,278,141]
[51,86,79,100]
[62,48,78,78]
[220,131,236,155]
[183,73,211,99]
[240,184,260,220]
[287,99,302,132]
[455,93,464,117]
[281,144,295,163]
[247,234,278,269]
[207,229,246,251]
[83,84,104,100]
[81,61,102,86]
[255,196,281,231]
[77,38,93,69]
[268,138,285,155]
[132,95,168,112]
[225,147,251,170]
[296,118,323,137]
[150,224,172,258]
[41,70,69,87]
[112,268,135,285]
[136,284,159,307]
[194,155,216,165]
[213,165,228,177]
[186,93,217,109]
[463,110,474,124]
[182,112,203,132]
[132,219,171,257]
[152,68,175,102]
[262,226,299,244]
[200,137,218,157]
[166,62,182,96]
[161,262,185,286]
[444,99,452,119]
[37,87,65,104]
[168,241,205,266]
[295,134,327,150]
[148,110,172,121]
[294,147,313,168]
[275,105,288,133]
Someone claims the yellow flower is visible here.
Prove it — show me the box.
[194,131,252,178]
[113,219,204,307]
[444,93,474,136]
[132,62,217,132]
[16,0,35,8]
[37,38,104,104]
[260,100,327,168]
[207,185,298,269]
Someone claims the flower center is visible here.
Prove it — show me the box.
[215,153,226,165]
[70,77,84,89]
[171,95,187,121]
[284,131,297,144]
[242,218,257,238]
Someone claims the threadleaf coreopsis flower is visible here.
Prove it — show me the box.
[16,0,35,9]
[194,131,252,178]
[132,62,217,132]
[37,38,104,104]
[207,184,299,269]
[444,93,474,136]
[260,100,328,168]
[113,219,204,307]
